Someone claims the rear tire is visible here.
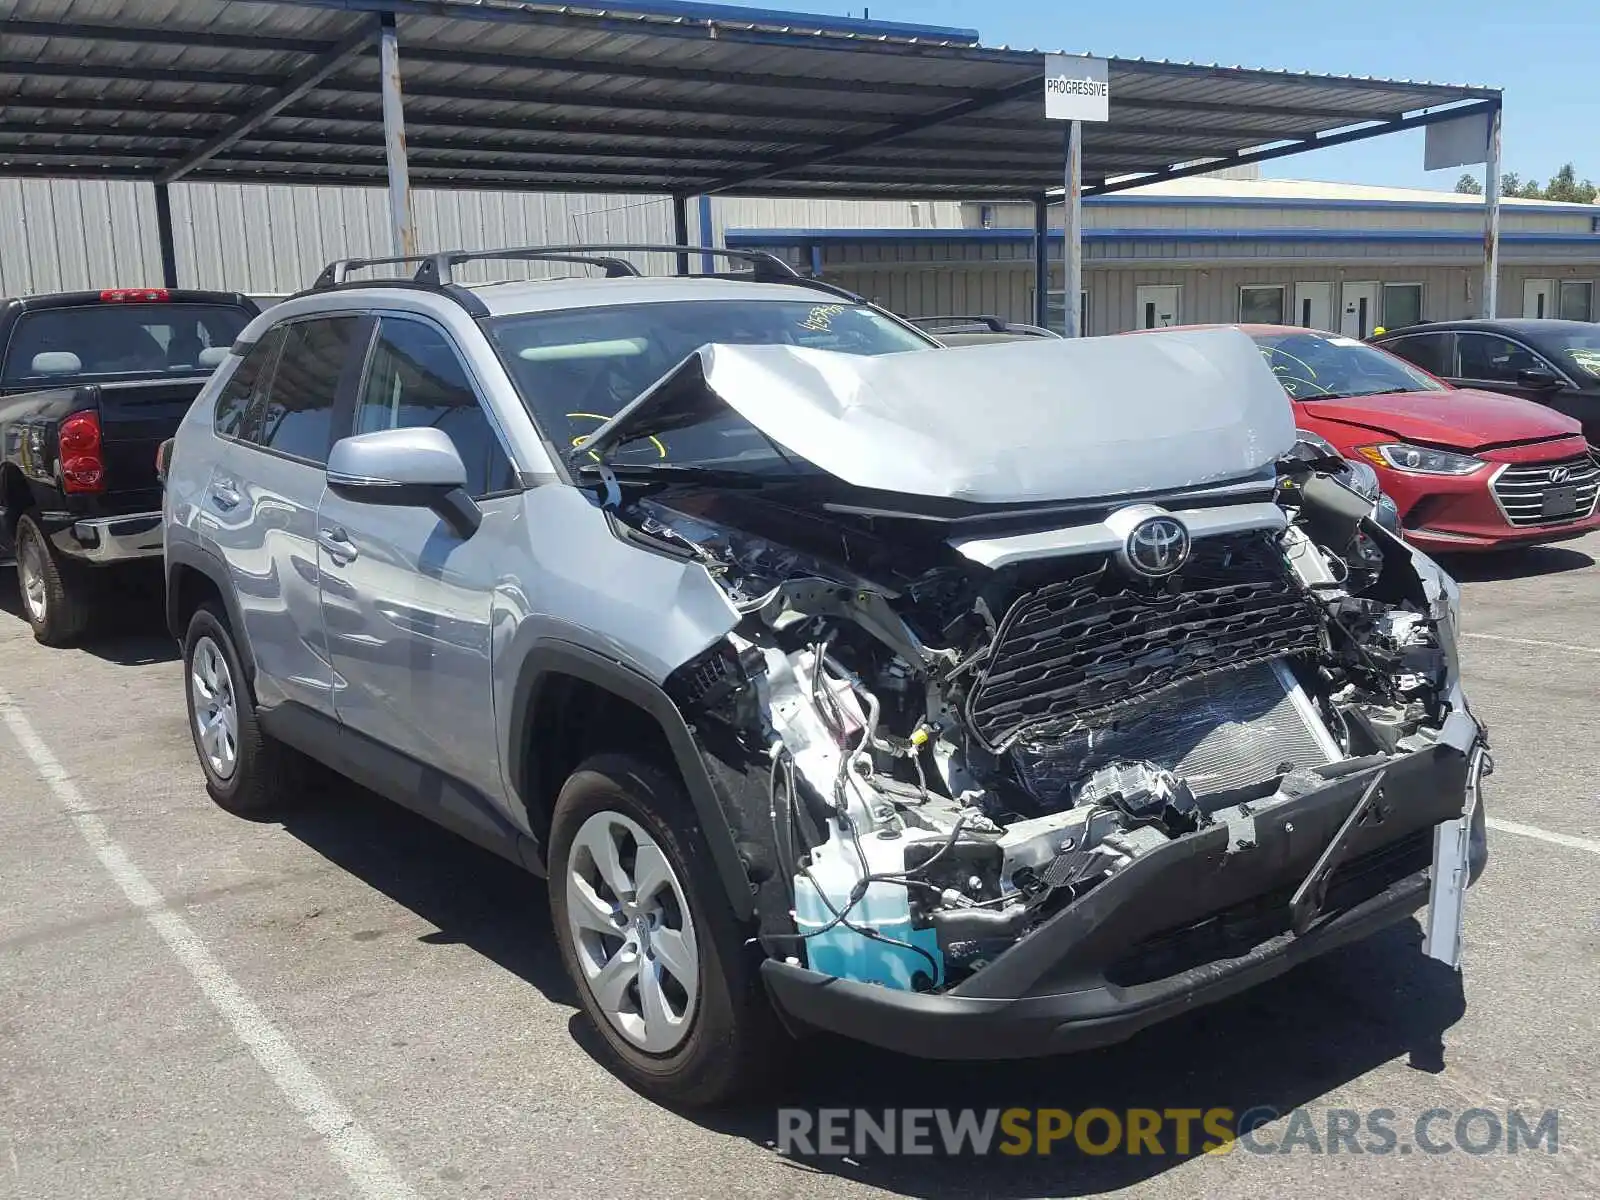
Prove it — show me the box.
[15,513,92,647]
[549,753,788,1107]
[182,603,307,818]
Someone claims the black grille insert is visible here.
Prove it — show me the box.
[965,534,1322,752]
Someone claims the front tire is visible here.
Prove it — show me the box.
[15,513,91,646]
[182,603,305,818]
[548,753,786,1107]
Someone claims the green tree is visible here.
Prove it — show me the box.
[1455,173,1483,195]
[1543,163,1599,204]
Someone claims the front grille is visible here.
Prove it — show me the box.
[1492,454,1600,527]
[965,534,1322,753]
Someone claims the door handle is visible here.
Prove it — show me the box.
[208,477,241,512]
[318,527,359,564]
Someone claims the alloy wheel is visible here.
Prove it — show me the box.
[18,535,47,623]
[565,809,700,1054]
[189,636,240,780]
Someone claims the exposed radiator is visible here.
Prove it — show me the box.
[1012,660,1339,802]
[966,533,1323,753]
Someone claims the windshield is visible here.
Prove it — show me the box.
[484,299,931,472]
[2,303,251,387]
[1248,330,1447,401]
[1551,327,1600,382]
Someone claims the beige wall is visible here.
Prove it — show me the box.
[825,257,1600,334]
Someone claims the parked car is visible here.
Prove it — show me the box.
[0,287,258,643]
[1371,319,1600,446]
[164,245,1485,1106]
[1241,326,1599,553]
[907,314,1060,346]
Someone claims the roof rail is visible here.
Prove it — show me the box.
[304,243,864,310]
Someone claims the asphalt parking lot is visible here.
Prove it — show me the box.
[1,537,1597,1200]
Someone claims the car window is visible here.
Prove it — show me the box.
[1,302,250,386]
[255,317,361,464]
[1378,331,1452,376]
[1455,333,1545,382]
[1247,330,1445,401]
[1549,327,1600,382]
[355,318,518,498]
[483,299,930,468]
[213,327,285,441]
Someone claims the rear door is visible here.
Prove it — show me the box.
[208,314,369,717]
[316,314,520,810]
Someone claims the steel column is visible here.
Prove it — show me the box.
[379,12,417,259]
[698,195,715,274]
[152,182,179,289]
[1033,193,1049,329]
[1062,120,1083,337]
[671,193,690,275]
[1483,105,1502,319]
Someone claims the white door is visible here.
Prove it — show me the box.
[1340,282,1380,338]
[1522,278,1556,319]
[1135,285,1181,329]
[1293,282,1334,330]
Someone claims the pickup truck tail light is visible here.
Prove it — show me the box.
[99,287,170,303]
[59,411,105,494]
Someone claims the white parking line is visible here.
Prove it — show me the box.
[1461,632,1600,656]
[1486,818,1600,856]
[0,686,418,1200]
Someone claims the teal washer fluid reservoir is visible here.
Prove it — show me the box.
[793,826,944,990]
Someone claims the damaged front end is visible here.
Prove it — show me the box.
[591,334,1488,1057]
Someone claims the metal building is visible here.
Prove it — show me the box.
[727,177,1600,334]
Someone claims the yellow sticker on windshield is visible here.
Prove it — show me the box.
[799,303,848,333]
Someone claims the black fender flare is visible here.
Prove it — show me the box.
[508,639,756,920]
[165,540,256,682]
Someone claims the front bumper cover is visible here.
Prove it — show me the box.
[762,741,1484,1060]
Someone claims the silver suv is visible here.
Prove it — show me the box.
[165,245,1487,1107]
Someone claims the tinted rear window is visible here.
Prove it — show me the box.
[255,318,362,464]
[2,303,251,385]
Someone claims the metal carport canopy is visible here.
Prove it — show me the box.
[0,0,1500,198]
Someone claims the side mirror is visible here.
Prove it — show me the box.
[327,427,481,538]
[1516,367,1564,391]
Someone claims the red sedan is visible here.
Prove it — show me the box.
[1245,326,1600,553]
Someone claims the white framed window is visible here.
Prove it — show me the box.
[1382,283,1424,330]
[1238,285,1286,324]
[1558,280,1594,322]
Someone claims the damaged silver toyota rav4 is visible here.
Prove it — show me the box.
[164,246,1487,1107]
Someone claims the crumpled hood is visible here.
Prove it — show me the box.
[582,327,1296,504]
[1300,387,1581,450]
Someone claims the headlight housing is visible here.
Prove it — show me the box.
[1356,443,1485,476]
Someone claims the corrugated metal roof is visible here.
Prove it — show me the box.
[0,0,1501,198]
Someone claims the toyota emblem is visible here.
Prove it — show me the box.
[1549,465,1572,485]
[1124,516,1191,578]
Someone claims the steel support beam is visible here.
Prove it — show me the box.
[1033,193,1049,329]
[698,196,715,275]
[1483,104,1502,319]
[672,194,691,276]
[379,13,416,260]
[1062,120,1083,338]
[1085,100,1502,197]
[153,182,179,289]
[157,22,378,184]
[702,72,1044,195]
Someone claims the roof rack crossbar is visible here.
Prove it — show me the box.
[406,244,803,287]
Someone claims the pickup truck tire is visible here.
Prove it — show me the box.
[15,513,91,646]
[183,603,308,818]
[548,753,788,1108]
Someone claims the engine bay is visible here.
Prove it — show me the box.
[624,457,1469,994]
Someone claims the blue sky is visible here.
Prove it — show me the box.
[728,0,1596,192]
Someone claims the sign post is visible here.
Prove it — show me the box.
[1425,106,1500,318]
[1044,55,1109,337]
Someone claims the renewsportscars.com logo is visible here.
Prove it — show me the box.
[776,1106,1561,1158]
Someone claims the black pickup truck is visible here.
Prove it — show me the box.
[0,288,258,644]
